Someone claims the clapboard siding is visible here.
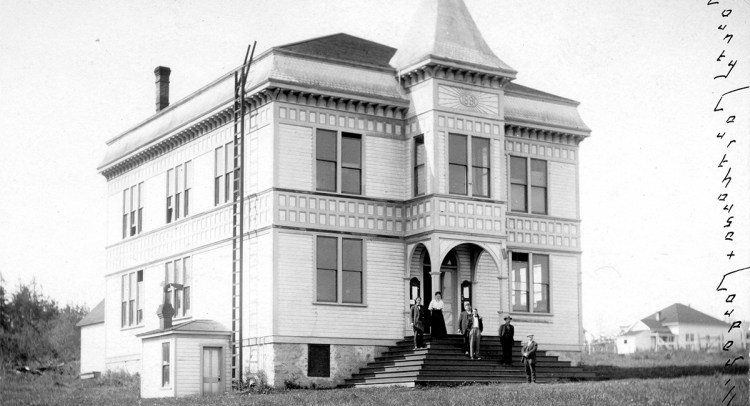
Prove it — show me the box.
[193,246,232,329]
[474,252,500,333]
[278,124,313,191]
[174,337,230,397]
[80,324,105,373]
[549,161,577,219]
[515,254,580,347]
[436,130,447,194]
[276,232,404,339]
[247,124,274,194]
[248,232,274,338]
[364,136,407,200]
[141,337,173,398]
[492,138,504,201]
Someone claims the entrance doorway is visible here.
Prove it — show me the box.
[440,250,458,330]
[201,346,223,395]
[422,251,432,303]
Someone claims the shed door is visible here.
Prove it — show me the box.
[202,347,222,395]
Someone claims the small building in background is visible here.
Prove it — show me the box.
[77,300,105,378]
[615,303,738,354]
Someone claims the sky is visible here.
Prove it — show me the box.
[1,0,749,337]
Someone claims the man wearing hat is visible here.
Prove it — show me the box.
[499,315,515,366]
[521,334,538,383]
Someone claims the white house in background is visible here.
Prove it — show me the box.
[615,303,737,354]
[88,0,590,398]
[77,300,105,377]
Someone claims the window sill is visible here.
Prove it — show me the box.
[120,324,145,332]
[313,301,367,308]
[509,312,553,317]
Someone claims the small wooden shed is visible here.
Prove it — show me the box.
[137,319,231,398]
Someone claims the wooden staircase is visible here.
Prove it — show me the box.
[344,334,597,387]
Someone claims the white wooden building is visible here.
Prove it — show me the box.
[91,0,589,397]
[616,303,739,354]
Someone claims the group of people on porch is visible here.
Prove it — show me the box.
[411,292,538,383]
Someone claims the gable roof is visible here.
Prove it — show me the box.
[390,0,516,77]
[643,303,729,327]
[277,33,396,69]
[76,300,105,327]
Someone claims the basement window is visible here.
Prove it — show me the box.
[308,344,330,377]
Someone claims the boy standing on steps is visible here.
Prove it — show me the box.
[521,334,538,383]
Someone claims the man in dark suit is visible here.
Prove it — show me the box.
[499,315,515,365]
[457,301,473,355]
[521,334,538,383]
[410,297,426,349]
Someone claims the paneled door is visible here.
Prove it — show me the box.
[202,347,222,395]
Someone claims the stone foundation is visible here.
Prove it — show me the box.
[244,343,388,388]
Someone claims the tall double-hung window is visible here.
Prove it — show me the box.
[316,236,364,304]
[449,134,491,197]
[166,161,193,223]
[215,142,235,205]
[511,252,550,313]
[510,156,547,214]
[165,257,192,318]
[414,135,426,196]
[316,129,362,194]
[122,183,143,238]
[121,270,143,327]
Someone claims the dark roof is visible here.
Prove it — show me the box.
[642,303,729,328]
[137,319,231,338]
[640,318,671,334]
[76,300,105,327]
[277,33,396,69]
[505,82,578,105]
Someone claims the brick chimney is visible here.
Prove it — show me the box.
[154,66,171,112]
[156,303,175,330]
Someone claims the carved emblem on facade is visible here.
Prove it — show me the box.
[459,94,478,107]
[438,85,499,116]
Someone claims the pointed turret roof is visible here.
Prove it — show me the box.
[390,0,516,78]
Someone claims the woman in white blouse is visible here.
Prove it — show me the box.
[427,291,447,338]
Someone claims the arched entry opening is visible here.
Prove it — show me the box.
[438,242,501,332]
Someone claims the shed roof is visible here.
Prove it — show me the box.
[76,300,105,327]
[137,319,231,338]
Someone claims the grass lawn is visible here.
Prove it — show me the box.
[1,373,747,406]
[1,351,747,405]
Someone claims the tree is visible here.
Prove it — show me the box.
[0,280,87,368]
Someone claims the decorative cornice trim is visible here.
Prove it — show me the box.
[100,89,276,180]
[273,88,409,120]
[505,124,587,146]
[398,63,512,90]
[101,86,410,180]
